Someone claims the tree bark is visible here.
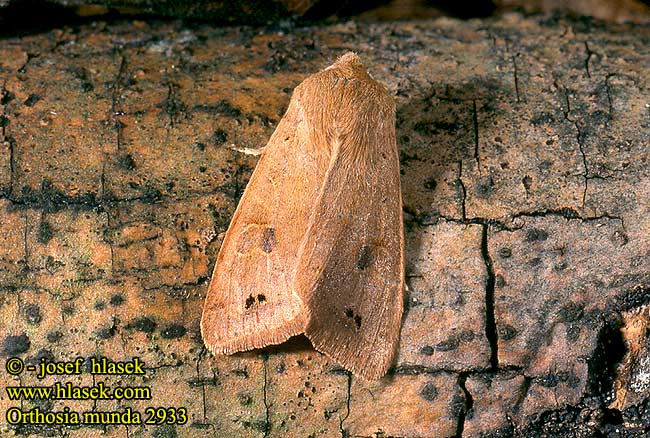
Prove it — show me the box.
[0,13,649,437]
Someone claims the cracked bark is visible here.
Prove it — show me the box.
[511,54,521,103]
[339,373,351,437]
[0,11,649,438]
[567,91,589,207]
[481,224,498,371]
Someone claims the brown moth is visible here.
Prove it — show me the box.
[201,52,403,380]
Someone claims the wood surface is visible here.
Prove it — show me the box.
[0,12,649,437]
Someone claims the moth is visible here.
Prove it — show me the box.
[201,52,403,380]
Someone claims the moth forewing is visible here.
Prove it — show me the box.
[201,83,326,355]
[294,54,404,380]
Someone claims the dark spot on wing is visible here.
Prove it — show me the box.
[261,227,276,253]
[344,308,362,330]
[356,245,373,270]
[245,294,267,310]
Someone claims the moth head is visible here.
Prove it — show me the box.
[329,52,368,80]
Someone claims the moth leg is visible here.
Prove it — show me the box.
[230,144,266,156]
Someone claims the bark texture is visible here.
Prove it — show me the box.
[0,12,649,437]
